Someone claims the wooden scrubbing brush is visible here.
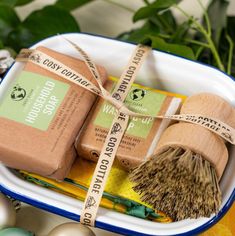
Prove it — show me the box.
[130,93,235,221]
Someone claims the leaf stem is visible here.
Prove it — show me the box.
[158,33,209,48]
[143,0,150,5]
[185,38,209,48]
[153,15,174,34]
[195,46,204,59]
[174,5,207,36]
[206,35,225,71]
[102,0,135,13]
[225,34,234,75]
[197,0,211,36]
[174,4,225,71]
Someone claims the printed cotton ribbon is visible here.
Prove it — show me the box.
[16,39,235,226]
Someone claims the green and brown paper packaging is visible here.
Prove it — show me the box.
[76,78,182,170]
[0,46,107,180]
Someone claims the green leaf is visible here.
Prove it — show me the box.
[150,36,195,60]
[7,26,34,51]
[0,5,20,45]
[118,21,160,44]
[55,0,93,11]
[133,0,181,22]
[22,5,80,36]
[15,0,35,6]
[0,0,16,6]
[170,20,192,43]
[206,0,229,46]
[8,5,80,51]
[149,10,177,34]
[0,0,34,6]
[0,40,4,49]
[227,16,235,41]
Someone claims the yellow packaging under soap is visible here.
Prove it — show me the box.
[76,77,184,170]
[20,156,173,223]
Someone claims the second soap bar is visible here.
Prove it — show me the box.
[76,77,182,170]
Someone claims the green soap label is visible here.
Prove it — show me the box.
[0,71,69,130]
[94,85,166,138]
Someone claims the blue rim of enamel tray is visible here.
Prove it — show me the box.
[0,33,235,236]
[0,185,234,236]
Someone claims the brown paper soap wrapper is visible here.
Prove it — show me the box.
[0,46,107,180]
[76,79,182,170]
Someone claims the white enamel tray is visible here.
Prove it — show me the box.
[0,33,234,236]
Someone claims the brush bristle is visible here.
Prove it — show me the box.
[129,147,222,221]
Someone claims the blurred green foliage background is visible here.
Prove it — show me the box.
[0,0,234,76]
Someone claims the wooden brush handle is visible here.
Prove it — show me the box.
[155,93,235,179]
[181,93,235,128]
[155,122,228,179]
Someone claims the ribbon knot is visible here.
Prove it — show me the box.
[104,93,131,116]
[106,94,123,110]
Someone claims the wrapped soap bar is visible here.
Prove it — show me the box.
[0,46,107,180]
[76,77,183,170]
